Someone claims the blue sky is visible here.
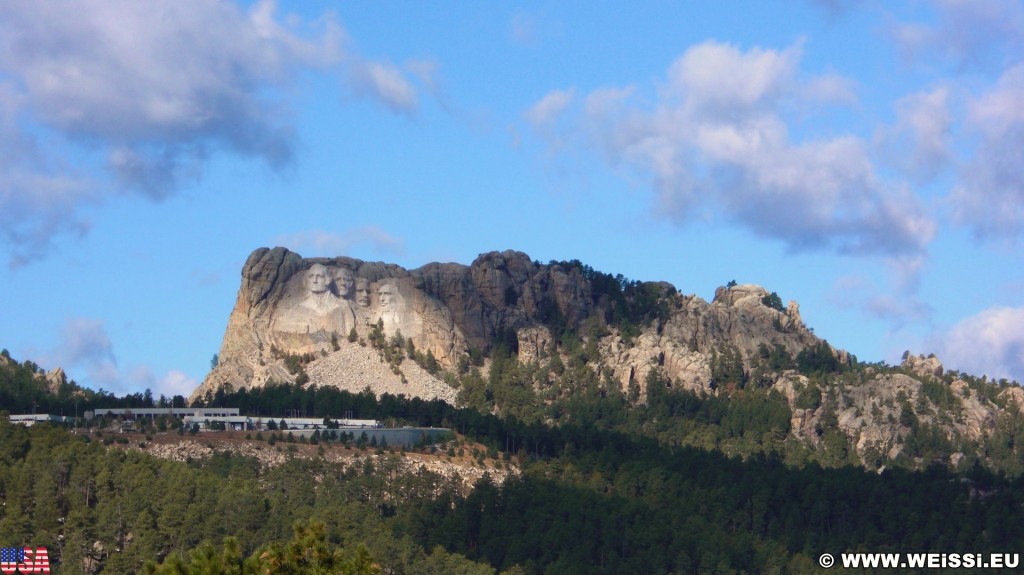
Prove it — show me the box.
[2,0,1023,398]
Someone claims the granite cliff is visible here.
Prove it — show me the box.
[191,248,1024,471]
[192,248,820,402]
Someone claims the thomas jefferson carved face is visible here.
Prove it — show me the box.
[335,268,355,299]
[306,264,330,294]
[355,278,371,307]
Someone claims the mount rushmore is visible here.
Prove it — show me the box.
[191,247,1024,466]
[192,246,818,402]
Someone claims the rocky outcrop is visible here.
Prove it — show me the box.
[902,352,944,379]
[132,438,516,489]
[44,367,66,394]
[194,249,837,406]
[771,363,1015,467]
[592,285,820,398]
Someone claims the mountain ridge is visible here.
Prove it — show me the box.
[181,247,1024,474]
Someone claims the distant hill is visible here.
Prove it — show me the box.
[15,247,1024,475]
[0,349,186,414]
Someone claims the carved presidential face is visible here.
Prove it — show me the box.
[335,268,355,299]
[355,278,371,307]
[378,284,395,309]
[306,264,330,294]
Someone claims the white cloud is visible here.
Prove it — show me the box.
[663,41,800,116]
[509,12,562,48]
[157,370,200,398]
[348,60,419,114]
[510,13,541,47]
[950,64,1024,239]
[0,0,421,265]
[932,306,1024,383]
[41,317,121,390]
[583,87,636,117]
[525,89,576,128]
[830,255,932,326]
[51,318,115,366]
[802,73,858,105]
[877,88,952,182]
[123,365,198,398]
[888,0,1024,69]
[0,0,333,163]
[36,317,199,395]
[536,40,936,256]
[276,226,406,257]
[0,82,95,267]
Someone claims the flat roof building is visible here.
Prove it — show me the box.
[8,414,71,426]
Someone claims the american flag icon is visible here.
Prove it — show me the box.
[0,547,50,574]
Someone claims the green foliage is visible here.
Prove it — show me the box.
[794,382,822,410]
[549,259,673,346]
[367,320,386,349]
[711,345,746,389]
[3,387,1024,575]
[796,341,841,375]
[0,352,178,417]
[899,399,918,428]
[757,343,794,372]
[919,379,960,414]
[143,519,382,575]
[280,352,315,375]
[760,291,784,312]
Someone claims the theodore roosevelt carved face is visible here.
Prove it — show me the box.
[355,278,372,307]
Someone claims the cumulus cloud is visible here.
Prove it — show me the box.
[0,0,423,265]
[38,317,199,395]
[0,82,95,267]
[888,0,1024,69]
[158,370,200,398]
[877,88,953,182]
[949,64,1024,239]
[127,366,199,398]
[530,40,936,257]
[348,60,420,114]
[509,12,562,48]
[525,89,576,128]
[0,0,332,164]
[830,255,933,326]
[276,226,406,257]
[41,318,121,390]
[932,306,1024,383]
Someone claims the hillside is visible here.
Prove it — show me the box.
[190,248,1024,475]
[3,349,1024,574]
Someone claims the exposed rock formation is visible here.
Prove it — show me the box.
[772,365,1018,467]
[194,248,829,404]
[902,352,944,379]
[138,246,1024,472]
[195,248,460,400]
[44,367,67,395]
[594,284,820,398]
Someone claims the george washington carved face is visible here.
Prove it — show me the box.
[306,264,331,294]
